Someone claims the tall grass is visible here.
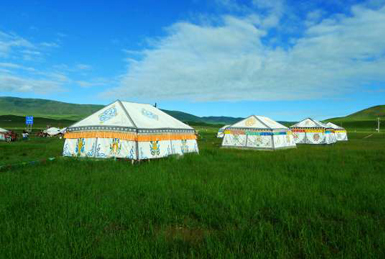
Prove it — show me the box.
[0,132,384,258]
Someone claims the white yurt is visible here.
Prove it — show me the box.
[217,125,230,138]
[222,115,296,150]
[326,122,348,141]
[0,127,8,141]
[63,100,199,160]
[290,118,337,145]
[44,127,61,136]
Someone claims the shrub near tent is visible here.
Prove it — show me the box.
[63,100,199,160]
[222,115,296,150]
[326,122,348,141]
[290,118,337,145]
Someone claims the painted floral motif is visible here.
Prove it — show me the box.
[313,134,320,142]
[245,117,256,126]
[95,144,107,158]
[75,138,85,156]
[286,135,291,143]
[127,146,135,159]
[141,108,159,120]
[150,141,160,156]
[98,105,117,123]
[181,139,189,154]
[110,138,122,156]
[86,142,96,157]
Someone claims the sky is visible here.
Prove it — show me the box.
[0,0,385,121]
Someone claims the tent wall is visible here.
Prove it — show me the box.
[222,130,296,150]
[335,130,348,141]
[0,133,5,141]
[292,129,337,144]
[63,137,198,160]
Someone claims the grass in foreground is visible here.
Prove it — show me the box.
[0,132,384,258]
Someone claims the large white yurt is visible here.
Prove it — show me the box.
[326,122,348,141]
[217,125,230,138]
[63,100,199,160]
[222,115,296,150]
[0,127,8,141]
[290,118,337,145]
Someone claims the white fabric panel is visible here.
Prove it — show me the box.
[336,132,348,141]
[293,132,306,144]
[71,102,134,128]
[246,135,273,149]
[0,133,6,141]
[138,140,172,160]
[122,102,192,130]
[273,135,287,148]
[222,134,247,147]
[171,139,199,155]
[94,138,136,159]
[63,139,77,157]
[306,132,325,144]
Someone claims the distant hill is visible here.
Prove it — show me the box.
[345,105,385,119]
[0,97,103,120]
[0,96,241,125]
[327,105,384,130]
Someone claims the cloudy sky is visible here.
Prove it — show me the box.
[1,0,385,120]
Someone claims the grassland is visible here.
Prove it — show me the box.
[1,127,385,258]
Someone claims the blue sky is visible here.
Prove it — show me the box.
[1,0,385,121]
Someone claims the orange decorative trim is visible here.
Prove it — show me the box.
[64,131,197,142]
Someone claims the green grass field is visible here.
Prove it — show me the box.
[1,129,385,258]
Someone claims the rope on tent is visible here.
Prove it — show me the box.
[363,134,373,139]
[0,157,56,172]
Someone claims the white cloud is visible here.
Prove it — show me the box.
[40,42,60,48]
[75,64,92,70]
[0,31,35,58]
[107,3,385,102]
[0,74,63,94]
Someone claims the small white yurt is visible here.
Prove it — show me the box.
[45,127,61,136]
[222,115,296,150]
[217,125,230,138]
[0,127,8,141]
[290,118,337,145]
[326,122,348,141]
[63,100,199,160]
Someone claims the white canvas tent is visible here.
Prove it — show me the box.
[326,122,348,141]
[217,125,230,138]
[0,127,8,141]
[63,100,199,160]
[222,115,296,150]
[290,118,337,145]
[44,127,61,136]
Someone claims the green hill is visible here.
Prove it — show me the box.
[345,105,385,120]
[326,105,384,131]
[0,97,241,125]
[0,97,103,120]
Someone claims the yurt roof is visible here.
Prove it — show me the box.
[291,118,328,128]
[219,125,230,131]
[228,115,288,130]
[0,127,8,133]
[326,122,344,130]
[68,100,193,131]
